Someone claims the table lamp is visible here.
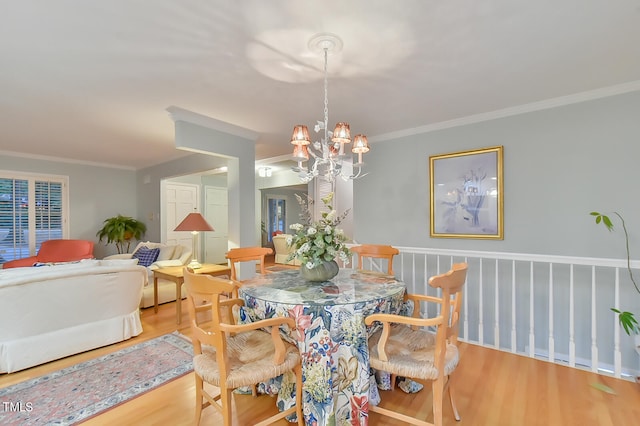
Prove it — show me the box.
[174,212,214,269]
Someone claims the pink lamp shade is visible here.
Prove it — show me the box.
[290,125,311,145]
[351,134,370,154]
[331,122,351,145]
[174,213,214,232]
[292,144,310,161]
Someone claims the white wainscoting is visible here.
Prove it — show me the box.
[350,246,640,381]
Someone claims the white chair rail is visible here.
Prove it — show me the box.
[350,245,640,381]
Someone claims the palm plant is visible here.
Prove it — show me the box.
[591,211,640,335]
[96,214,147,254]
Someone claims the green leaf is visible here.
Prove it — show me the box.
[591,211,614,231]
[611,308,639,335]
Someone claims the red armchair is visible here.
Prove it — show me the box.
[2,239,95,269]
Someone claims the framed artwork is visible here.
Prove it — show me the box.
[430,146,503,239]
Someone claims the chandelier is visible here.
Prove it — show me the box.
[290,33,370,183]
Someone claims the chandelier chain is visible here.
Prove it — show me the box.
[323,47,329,154]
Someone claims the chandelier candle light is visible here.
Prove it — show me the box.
[174,212,214,269]
[290,33,370,183]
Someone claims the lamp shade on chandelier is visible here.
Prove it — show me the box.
[290,33,370,183]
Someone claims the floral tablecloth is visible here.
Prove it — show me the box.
[239,268,406,426]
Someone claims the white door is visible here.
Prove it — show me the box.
[164,183,199,252]
[204,186,228,264]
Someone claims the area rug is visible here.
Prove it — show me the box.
[0,332,193,425]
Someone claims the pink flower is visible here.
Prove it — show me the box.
[350,394,369,424]
[289,305,312,342]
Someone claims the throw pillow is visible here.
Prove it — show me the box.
[157,245,176,261]
[132,246,160,267]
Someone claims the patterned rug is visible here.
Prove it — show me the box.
[0,332,193,425]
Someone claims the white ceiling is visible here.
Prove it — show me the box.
[2,1,640,170]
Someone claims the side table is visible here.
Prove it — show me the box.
[152,264,231,324]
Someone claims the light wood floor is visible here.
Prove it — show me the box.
[2,271,640,425]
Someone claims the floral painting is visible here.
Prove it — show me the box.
[430,146,503,239]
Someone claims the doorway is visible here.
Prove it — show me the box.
[266,196,286,242]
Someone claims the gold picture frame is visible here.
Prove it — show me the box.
[430,146,504,239]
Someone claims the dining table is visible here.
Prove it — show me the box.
[238,268,407,426]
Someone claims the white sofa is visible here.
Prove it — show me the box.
[104,241,192,308]
[273,234,301,265]
[0,259,147,373]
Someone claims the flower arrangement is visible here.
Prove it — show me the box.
[286,192,351,269]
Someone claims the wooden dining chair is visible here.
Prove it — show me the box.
[183,268,304,426]
[389,262,466,396]
[365,263,468,426]
[351,244,400,276]
[225,246,273,281]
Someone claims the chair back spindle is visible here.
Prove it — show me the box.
[351,244,400,276]
[225,246,273,280]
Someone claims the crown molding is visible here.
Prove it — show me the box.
[0,150,136,171]
[372,80,640,142]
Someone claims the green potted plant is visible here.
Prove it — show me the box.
[97,214,147,254]
[591,211,640,336]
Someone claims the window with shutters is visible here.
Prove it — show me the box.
[0,172,68,265]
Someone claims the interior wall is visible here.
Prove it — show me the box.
[7,90,638,263]
[354,90,640,260]
[172,119,256,252]
[0,154,137,259]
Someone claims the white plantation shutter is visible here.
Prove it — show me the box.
[34,180,64,244]
[0,172,68,265]
[313,179,333,221]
